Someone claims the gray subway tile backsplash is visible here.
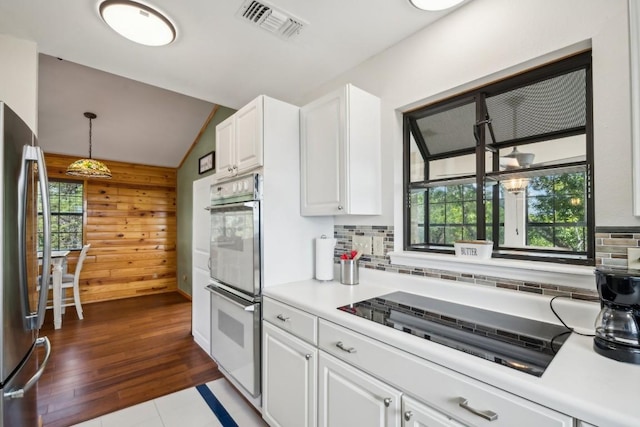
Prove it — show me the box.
[334,224,610,302]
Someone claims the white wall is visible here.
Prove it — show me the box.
[0,34,38,133]
[296,0,635,236]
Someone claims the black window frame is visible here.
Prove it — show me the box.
[38,179,85,251]
[403,51,594,265]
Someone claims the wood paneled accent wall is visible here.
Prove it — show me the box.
[44,154,177,303]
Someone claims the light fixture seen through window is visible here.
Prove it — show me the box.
[99,0,176,46]
[502,177,529,195]
[409,0,465,11]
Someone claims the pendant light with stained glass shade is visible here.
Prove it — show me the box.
[66,112,112,179]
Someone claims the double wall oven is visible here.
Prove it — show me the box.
[206,173,262,405]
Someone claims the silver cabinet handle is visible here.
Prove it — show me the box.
[227,166,233,172]
[404,411,413,421]
[276,314,290,322]
[337,205,343,210]
[383,398,392,407]
[336,341,356,353]
[458,397,498,421]
[305,354,312,360]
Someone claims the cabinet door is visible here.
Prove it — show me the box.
[300,88,345,215]
[215,115,235,179]
[263,322,317,427]
[318,351,401,427]
[235,96,263,174]
[402,395,466,427]
[192,175,215,352]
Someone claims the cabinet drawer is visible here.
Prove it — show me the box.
[318,319,572,427]
[264,297,317,345]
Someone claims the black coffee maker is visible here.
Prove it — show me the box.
[593,267,640,364]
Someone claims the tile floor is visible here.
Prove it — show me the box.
[72,378,267,427]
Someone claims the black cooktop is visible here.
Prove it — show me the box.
[337,291,570,377]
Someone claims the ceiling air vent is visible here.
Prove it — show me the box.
[237,0,306,40]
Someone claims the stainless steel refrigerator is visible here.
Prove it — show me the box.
[0,102,52,426]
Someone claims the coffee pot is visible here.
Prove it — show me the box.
[593,267,640,364]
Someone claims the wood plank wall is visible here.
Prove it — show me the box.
[44,153,177,303]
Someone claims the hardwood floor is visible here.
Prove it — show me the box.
[37,292,221,427]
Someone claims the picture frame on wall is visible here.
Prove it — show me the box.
[199,151,214,174]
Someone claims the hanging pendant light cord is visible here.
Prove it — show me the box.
[84,111,97,159]
[88,116,93,159]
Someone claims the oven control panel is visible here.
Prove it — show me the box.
[209,173,261,205]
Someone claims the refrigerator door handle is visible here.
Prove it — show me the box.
[4,337,52,399]
[19,146,52,330]
[34,146,52,329]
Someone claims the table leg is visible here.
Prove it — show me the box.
[52,263,62,329]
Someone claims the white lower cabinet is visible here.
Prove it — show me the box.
[318,351,402,427]
[402,395,466,427]
[262,298,576,427]
[262,298,318,427]
[263,322,317,427]
[318,319,573,427]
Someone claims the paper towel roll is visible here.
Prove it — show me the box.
[315,236,336,281]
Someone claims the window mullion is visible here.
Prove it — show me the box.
[475,94,486,241]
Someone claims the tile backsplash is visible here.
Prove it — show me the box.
[595,227,640,268]
[334,225,600,302]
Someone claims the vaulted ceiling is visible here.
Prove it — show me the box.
[0,0,470,167]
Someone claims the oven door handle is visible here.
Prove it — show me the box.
[206,284,257,310]
[205,201,258,211]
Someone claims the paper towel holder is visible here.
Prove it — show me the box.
[315,234,336,281]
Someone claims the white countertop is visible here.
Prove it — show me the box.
[263,268,640,427]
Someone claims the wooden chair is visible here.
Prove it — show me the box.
[47,244,90,320]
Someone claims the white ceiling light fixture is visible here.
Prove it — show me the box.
[99,0,176,46]
[409,0,465,11]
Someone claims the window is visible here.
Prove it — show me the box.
[404,52,593,264]
[38,180,84,251]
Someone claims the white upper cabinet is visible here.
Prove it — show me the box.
[215,97,264,180]
[300,84,381,216]
[215,115,235,177]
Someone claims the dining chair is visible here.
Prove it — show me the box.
[47,244,91,320]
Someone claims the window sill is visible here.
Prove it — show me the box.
[388,251,596,290]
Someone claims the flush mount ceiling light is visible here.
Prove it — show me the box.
[67,112,112,179]
[409,0,465,11]
[99,0,176,46]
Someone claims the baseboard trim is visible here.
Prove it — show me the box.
[176,288,192,301]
